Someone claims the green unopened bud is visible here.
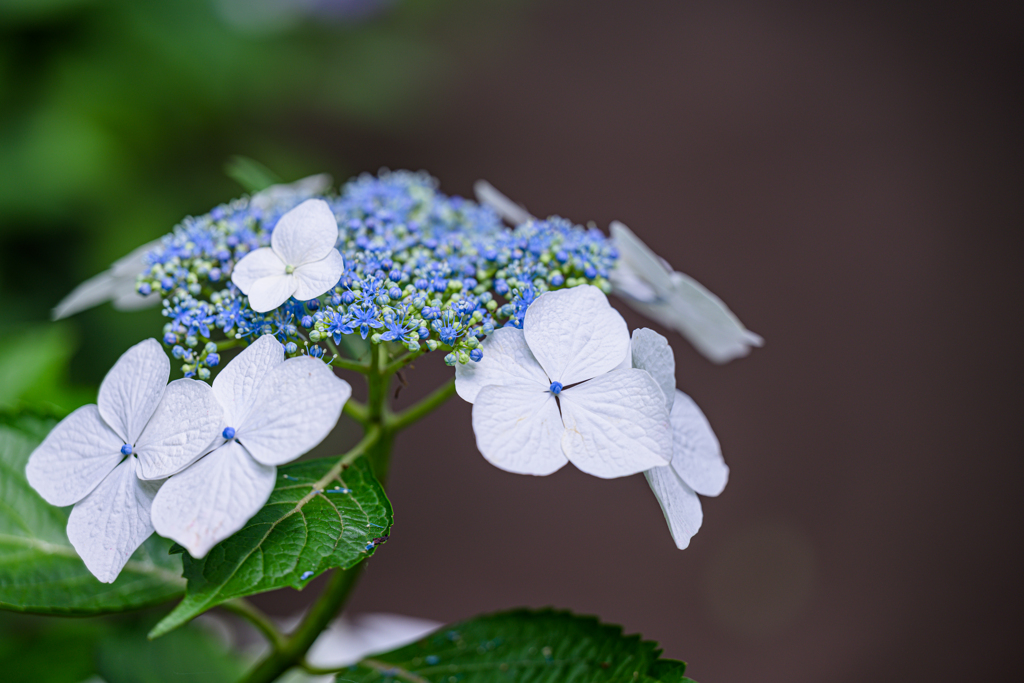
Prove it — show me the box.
[448,279,462,292]
[185,335,198,348]
[486,300,497,311]
[197,367,211,380]
[471,311,483,324]
[444,352,457,366]
[426,340,440,352]
[540,251,552,264]
[457,351,470,364]
[309,330,322,343]
[370,333,382,344]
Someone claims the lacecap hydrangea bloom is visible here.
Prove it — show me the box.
[39,169,756,584]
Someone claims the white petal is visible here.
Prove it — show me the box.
[98,338,169,444]
[135,379,224,480]
[66,457,157,583]
[51,239,160,320]
[608,261,659,303]
[231,247,286,294]
[661,272,764,364]
[610,221,674,293]
[670,390,728,496]
[270,198,338,266]
[213,334,285,426]
[454,326,548,404]
[307,613,442,669]
[645,465,703,549]
[523,285,629,386]
[238,357,349,466]
[151,441,276,559]
[473,180,534,225]
[559,368,672,478]
[629,328,676,411]
[25,405,124,507]
[293,249,344,301]
[51,270,121,321]
[112,289,160,312]
[247,274,297,313]
[471,384,567,475]
[250,173,332,211]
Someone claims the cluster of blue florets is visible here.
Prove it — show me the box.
[137,170,618,377]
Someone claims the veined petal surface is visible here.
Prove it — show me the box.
[523,285,629,386]
[293,249,344,301]
[629,328,676,411]
[669,390,728,496]
[97,339,169,444]
[212,334,284,426]
[151,441,276,559]
[136,379,223,480]
[559,368,671,478]
[25,405,123,507]
[230,247,285,294]
[472,384,567,475]
[66,457,159,584]
[270,198,338,266]
[247,274,296,313]
[454,326,548,403]
[239,357,349,466]
[645,465,703,549]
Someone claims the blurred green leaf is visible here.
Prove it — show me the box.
[0,324,93,411]
[225,155,281,193]
[340,608,693,683]
[152,455,392,638]
[0,408,185,615]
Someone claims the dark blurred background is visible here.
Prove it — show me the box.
[2,1,1021,682]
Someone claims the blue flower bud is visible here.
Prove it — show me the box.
[160,277,174,291]
[172,345,185,359]
[388,286,402,299]
[164,332,178,345]
[341,290,356,304]
[222,427,236,440]
[204,342,218,353]
[444,352,457,366]
[138,282,152,296]
[469,348,483,362]
[185,335,198,347]
[549,381,563,395]
[285,341,298,354]
[301,315,313,328]
[120,444,133,456]
[205,353,220,367]
[198,367,211,380]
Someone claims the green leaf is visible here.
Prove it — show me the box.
[0,325,93,412]
[0,611,245,683]
[0,409,185,615]
[341,608,693,683]
[151,455,392,638]
[224,155,281,193]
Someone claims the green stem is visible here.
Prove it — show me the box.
[240,565,364,683]
[383,348,425,375]
[220,599,285,651]
[387,378,456,432]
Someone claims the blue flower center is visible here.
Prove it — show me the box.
[549,381,563,395]
[120,444,133,456]
[222,427,236,440]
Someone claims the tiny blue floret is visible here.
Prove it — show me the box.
[549,381,563,395]
[120,444,133,456]
[222,427,236,440]
[469,348,483,362]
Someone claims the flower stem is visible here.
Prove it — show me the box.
[220,598,285,651]
[387,378,456,432]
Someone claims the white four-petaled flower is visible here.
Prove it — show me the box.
[455,285,672,478]
[231,198,344,313]
[25,339,222,582]
[151,334,350,558]
[623,328,729,548]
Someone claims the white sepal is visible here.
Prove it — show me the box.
[247,274,296,313]
[213,334,285,426]
[472,180,534,226]
[523,285,629,386]
[628,328,676,411]
[644,465,703,550]
[558,368,672,478]
[454,327,548,404]
[66,457,158,584]
[25,405,123,507]
[293,248,344,301]
[151,441,276,559]
[230,248,285,294]
[239,357,349,466]
[471,384,567,476]
[97,338,169,444]
[270,198,338,267]
[135,379,224,480]
[669,390,728,497]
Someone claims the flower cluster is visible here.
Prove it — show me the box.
[135,170,618,376]
[26,335,348,581]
